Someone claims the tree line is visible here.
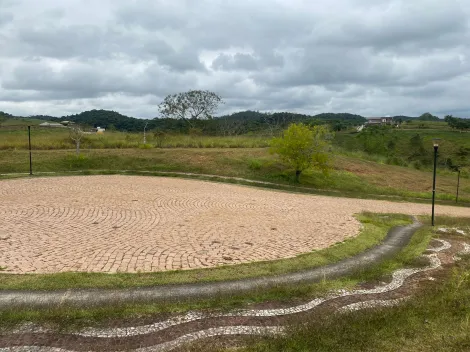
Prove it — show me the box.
[21,109,367,135]
[445,115,470,132]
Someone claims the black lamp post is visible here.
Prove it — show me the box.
[28,125,33,176]
[431,138,440,226]
[456,166,461,203]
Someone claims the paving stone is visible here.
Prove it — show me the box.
[0,176,467,275]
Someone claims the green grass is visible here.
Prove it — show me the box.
[1,147,468,203]
[0,127,270,150]
[236,216,470,352]
[0,214,439,332]
[0,213,411,290]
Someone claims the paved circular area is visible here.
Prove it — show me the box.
[0,175,468,274]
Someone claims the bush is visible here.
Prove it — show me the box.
[412,160,423,170]
[386,156,408,167]
[248,159,262,170]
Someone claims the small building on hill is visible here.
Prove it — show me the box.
[365,117,394,126]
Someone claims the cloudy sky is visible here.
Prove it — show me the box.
[1,0,470,118]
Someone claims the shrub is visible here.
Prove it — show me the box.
[412,160,423,170]
[248,159,262,171]
[386,156,408,167]
[63,154,92,169]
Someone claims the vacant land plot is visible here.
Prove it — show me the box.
[0,175,468,274]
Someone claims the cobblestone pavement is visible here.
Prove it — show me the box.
[0,175,468,274]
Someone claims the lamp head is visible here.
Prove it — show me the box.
[432,138,441,148]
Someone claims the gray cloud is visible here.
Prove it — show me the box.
[1,0,470,118]
[212,52,284,71]
[0,12,13,26]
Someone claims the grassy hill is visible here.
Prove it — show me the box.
[336,122,470,170]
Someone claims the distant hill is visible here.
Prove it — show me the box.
[27,110,149,132]
[418,112,441,121]
[1,109,449,133]
[64,110,147,131]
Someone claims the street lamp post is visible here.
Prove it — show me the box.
[431,139,440,226]
[456,166,461,203]
[28,125,33,176]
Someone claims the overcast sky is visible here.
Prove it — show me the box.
[1,0,470,118]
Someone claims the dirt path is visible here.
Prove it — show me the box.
[0,175,468,274]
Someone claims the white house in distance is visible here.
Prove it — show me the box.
[357,116,395,132]
[91,127,106,134]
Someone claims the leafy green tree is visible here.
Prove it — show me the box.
[0,111,13,126]
[387,139,396,154]
[158,90,224,127]
[270,123,331,182]
[445,115,470,132]
[408,133,429,164]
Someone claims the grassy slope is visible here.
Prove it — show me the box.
[336,123,470,167]
[0,213,411,290]
[1,148,468,202]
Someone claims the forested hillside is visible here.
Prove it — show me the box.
[7,109,370,133]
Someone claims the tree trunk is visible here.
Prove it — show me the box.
[295,170,301,183]
[76,140,80,156]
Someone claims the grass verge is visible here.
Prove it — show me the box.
[236,216,470,352]
[1,148,469,204]
[0,213,411,290]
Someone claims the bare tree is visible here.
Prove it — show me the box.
[264,113,299,136]
[143,121,149,144]
[153,130,166,148]
[263,113,278,136]
[158,90,224,127]
[69,126,84,156]
[218,116,246,136]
